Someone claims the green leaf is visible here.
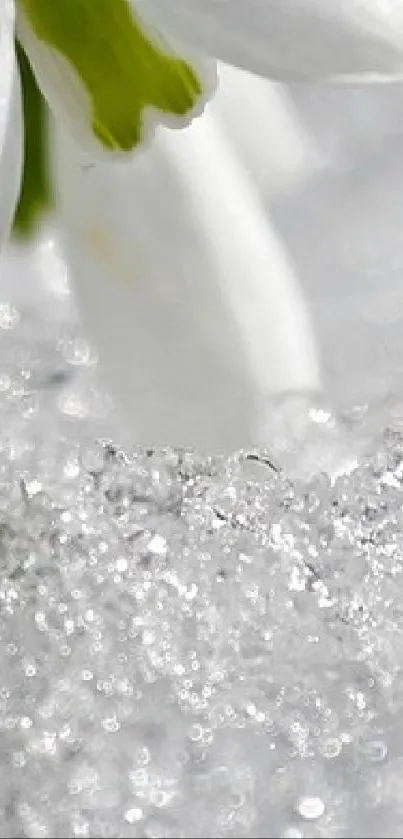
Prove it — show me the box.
[13,40,53,237]
[20,0,204,151]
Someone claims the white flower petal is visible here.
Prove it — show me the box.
[0,0,23,248]
[140,0,403,81]
[16,0,215,157]
[212,65,318,196]
[51,83,319,452]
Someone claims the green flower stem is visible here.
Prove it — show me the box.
[13,41,53,237]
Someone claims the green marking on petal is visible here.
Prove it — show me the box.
[20,0,203,151]
[13,41,53,238]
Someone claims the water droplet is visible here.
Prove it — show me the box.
[296,796,325,820]
[63,458,80,479]
[60,337,94,367]
[0,302,20,330]
[22,478,42,498]
[124,807,143,824]
[320,738,342,759]
[102,716,120,733]
[80,441,105,475]
[147,534,167,556]
[358,737,388,763]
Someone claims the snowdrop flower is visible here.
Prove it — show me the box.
[3,0,403,450]
[52,73,321,451]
